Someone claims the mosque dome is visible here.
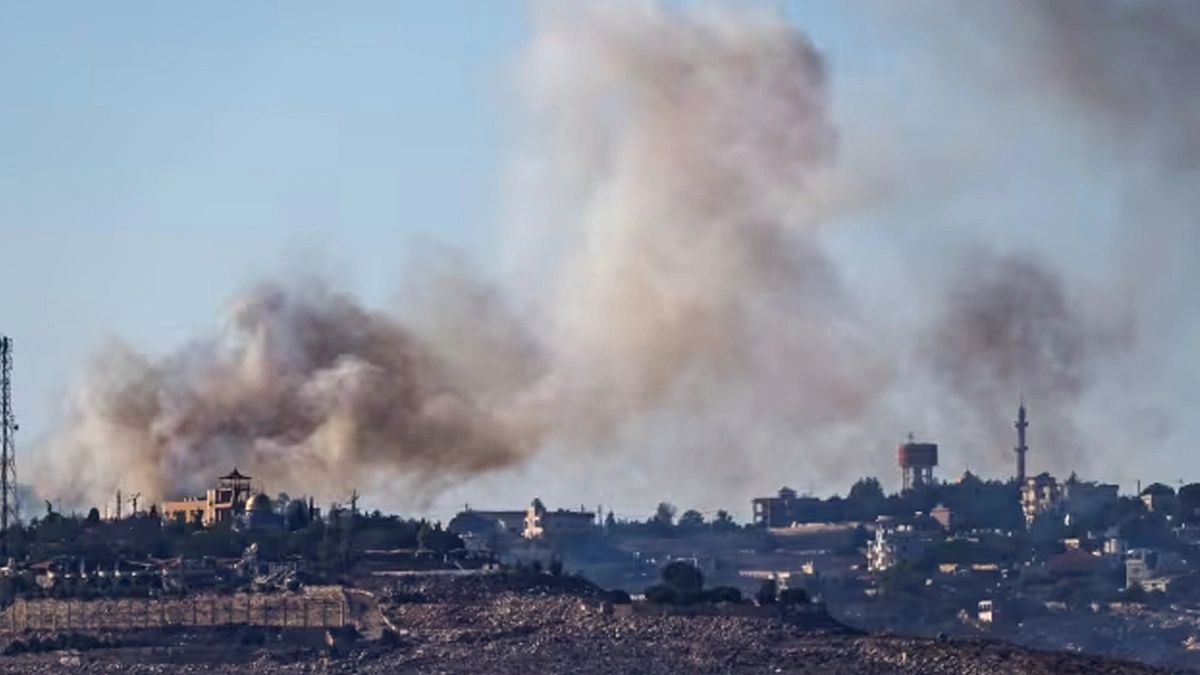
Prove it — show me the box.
[245,493,272,512]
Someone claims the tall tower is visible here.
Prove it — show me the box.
[898,435,939,492]
[0,336,17,555]
[1014,400,1028,485]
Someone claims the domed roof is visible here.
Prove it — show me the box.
[245,493,272,512]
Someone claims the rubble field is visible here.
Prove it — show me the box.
[0,574,1191,674]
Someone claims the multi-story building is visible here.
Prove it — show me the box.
[159,468,257,527]
[1125,548,1187,590]
[1021,473,1061,527]
[448,510,526,537]
[524,500,595,539]
[1021,473,1118,528]
[1140,483,1178,515]
[752,487,838,527]
[867,516,940,572]
[1061,477,1119,523]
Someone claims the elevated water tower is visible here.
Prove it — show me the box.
[898,434,938,491]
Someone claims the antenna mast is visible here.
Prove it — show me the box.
[0,336,18,556]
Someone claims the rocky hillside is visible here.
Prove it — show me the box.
[0,574,1190,674]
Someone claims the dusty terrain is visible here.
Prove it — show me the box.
[0,575,1191,674]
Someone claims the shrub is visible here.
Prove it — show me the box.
[645,584,680,605]
[779,588,809,605]
[661,561,704,593]
[707,586,743,603]
[606,589,632,605]
[756,578,778,605]
[239,628,266,646]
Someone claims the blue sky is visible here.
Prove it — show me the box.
[7,2,1191,518]
[0,1,869,456]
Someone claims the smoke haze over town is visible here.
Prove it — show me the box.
[7,0,1200,518]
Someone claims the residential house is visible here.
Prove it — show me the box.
[752,487,840,527]
[1140,483,1178,516]
[866,515,941,572]
[524,500,595,540]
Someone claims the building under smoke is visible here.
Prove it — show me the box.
[158,468,276,528]
[751,487,841,527]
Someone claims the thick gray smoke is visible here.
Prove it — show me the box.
[37,2,886,509]
[924,251,1089,470]
[36,280,535,507]
[506,3,888,447]
[891,0,1200,481]
[31,0,1200,510]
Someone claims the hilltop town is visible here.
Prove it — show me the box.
[0,404,1194,671]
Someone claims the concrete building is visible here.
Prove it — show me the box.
[1021,473,1061,527]
[978,598,997,624]
[524,500,595,539]
[930,504,953,530]
[1125,548,1186,590]
[1021,473,1118,528]
[867,516,939,572]
[1140,483,1178,515]
[159,468,257,527]
[751,487,838,527]
[448,510,526,537]
[1061,477,1119,523]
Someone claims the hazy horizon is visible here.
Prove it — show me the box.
[4,1,1198,523]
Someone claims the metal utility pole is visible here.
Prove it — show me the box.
[129,493,140,515]
[116,490,122,520]
[0,336,18,557]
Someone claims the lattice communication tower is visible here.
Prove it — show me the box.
[0,336,18,556]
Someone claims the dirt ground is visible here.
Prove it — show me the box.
[0,577,1190,675]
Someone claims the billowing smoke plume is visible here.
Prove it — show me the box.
[911,0,1200,479]
[36,2,887,509]
[508,3,888,447]
[924,251,1088,469]
[30,0,1200,510]
[36,280,535,507]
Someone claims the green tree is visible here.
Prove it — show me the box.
[756,578,778,605]
[847,477,885,520]
[849,477,884,502]
[712,509,737,531]
[1179,483,1200,524]
[661,560,704,593]
[779,587,809,605]
[653,502,677,527]
[678,509,705,528]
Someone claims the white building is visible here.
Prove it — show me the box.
[1021,474,1118,528]
[1125,548,1186,590]
[867,518,937,572]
